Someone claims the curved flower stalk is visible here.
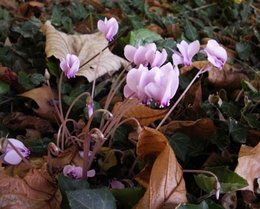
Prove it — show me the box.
[203,39,227,69]
[97,17,119,42]
[172,40,200,66]
[124,63,179,107]
[1,138,30,165]
[60,54,80,79]
[124,43,167,67]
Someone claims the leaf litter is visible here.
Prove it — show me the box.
[0,1,259,209]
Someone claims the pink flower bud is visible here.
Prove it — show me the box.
[97,17,118,42]
[172,40,200,66]
[1,138,30,165]
[60,54,80,79]
[203,39,227,69]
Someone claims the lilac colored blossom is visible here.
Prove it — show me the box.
[110,179,125,189]
[124,63,179,107]
[60,54,80,79]
[203,39,227,69]
[172,40,200,66]
[124,43,167,67]
[1,138,30,165]
[63,165,95,180]
[144,63,180,107]
[97,17,118,42]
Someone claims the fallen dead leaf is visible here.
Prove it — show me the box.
[159,118,216,141]
[113,102,168,127]
[0,0,17,10]
[235,143,260,192]
[182,80,202,114]
[42,21,128,82]
[208,64,249,89]
[46,145,82,173]
[19,85,58,121]
[0,164,61,209]
[135,127,187,209]
[2,112,54,134]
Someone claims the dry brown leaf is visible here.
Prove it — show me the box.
[0,165,61,209]
[19,85,58,121]
[113,102,167,127]
[208,64,248,89]
[0,0,17,10]
[235,143,260,192]
[42,21,128,82]
[135,127,187,209]
[3,112,54,133]
[180,61,208,74]
[182,80,202,114]
[159,118,215,141]
[47,145,82,172]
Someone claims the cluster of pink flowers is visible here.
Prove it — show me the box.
[124,39,227,107]
[58,16,227,109]
[124,43,167,67]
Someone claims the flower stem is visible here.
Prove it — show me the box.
[156,68,208,130]
[183,169,221,199]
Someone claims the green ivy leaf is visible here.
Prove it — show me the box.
[0,81,10,94]
[228,118,247,143]
[58,175,90,192]
[111,187,144,209]
[129,28,162,47]
[235,42,252,60]
[177,201,209,209]
[66,188,116,209]
[183,19,198,41]
[194,166,248,194]
[30,73,45,86]
[168,132,191,162]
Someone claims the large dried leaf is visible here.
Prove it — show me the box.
[235,143,260,192]
[208,64,248,89]
[113,102,167,127]
[19,85,58,121]
[159,118,215,141]
[0,165,61,209]
[42,21,128,82]
[135,127,187,209]
[2,112,54,133]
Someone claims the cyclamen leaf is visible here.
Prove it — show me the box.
[42,21,128,82]
[66,188,116,209]
[129,28,162,47]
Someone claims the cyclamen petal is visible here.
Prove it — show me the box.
[124,63,179,107]
[60,54,80,79]
[2,138,30,165]
[172,40,200,66]
[124,43,166,67]
[63,165,95,179]
[204,39,227,69]
[97,17,118,42]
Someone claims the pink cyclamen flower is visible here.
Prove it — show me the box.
[1,138,30,165]
[124,43,167,67]
[60,54,80,79]
[172,40,200,66]
[124,63,179,107]
[203,39,227,69]
[97,17,118,42]
[63,165,95,180]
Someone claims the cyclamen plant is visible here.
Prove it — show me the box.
[42,16,227,182]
